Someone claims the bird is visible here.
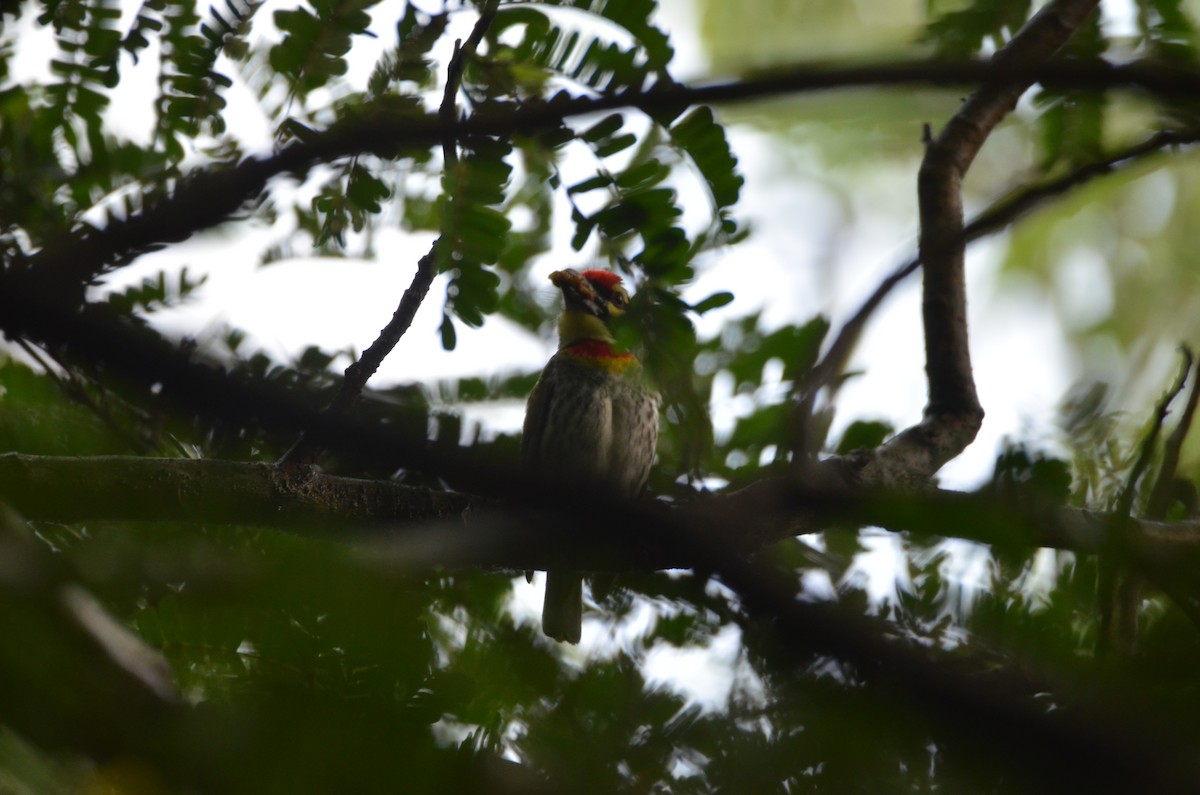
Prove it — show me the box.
[522,268,660,644]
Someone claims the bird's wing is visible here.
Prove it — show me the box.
[611,388,659,496]
[523,356,614,483]
[522,369,554,474]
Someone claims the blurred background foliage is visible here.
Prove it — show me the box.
[1,0,1200,792]
[696,0,1200,429]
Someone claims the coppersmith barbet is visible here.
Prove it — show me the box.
[523,268,660,644]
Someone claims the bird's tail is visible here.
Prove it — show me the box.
[542,571,582,644]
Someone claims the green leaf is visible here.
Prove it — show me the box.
[568,174,613,195]
[592,132,637,158]
[924,0,1032,57]
[690,291,734,315]
[581,113,624,143]
[440,313,457,351]
[670,106,743,210]
[563,0,674,71]
[346,164,391,227]
[270,0,379,96]
[614,158,670,190]
[1135,0,1199,62]
[835,420,893,454]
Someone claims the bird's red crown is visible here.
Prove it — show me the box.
[581,269,623,292]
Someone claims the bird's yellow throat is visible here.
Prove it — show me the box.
[557,309,612,348]
[557,310,638,374]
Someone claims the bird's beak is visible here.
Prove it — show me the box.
[550,269,607,318]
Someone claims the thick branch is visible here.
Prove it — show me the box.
[3,461,1194,789]
[5,452,1198,786]
[0,454,475,530]
[8,453,1200,571]
[21,57,1200,294]
[878,0,1099,480]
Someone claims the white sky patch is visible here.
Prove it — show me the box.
[843,530,908,604]
[800,566,836,600]
[644,623,742,711]
[509,574,545,638]
[1054,246,1115,331]
[1123,168,1177,238]
[1101,0,1139,39]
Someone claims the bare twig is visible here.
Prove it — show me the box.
[440,0,498,168]
[278,242,440,466]
[1148,347,1200,518]
[967,127,1200,238]
[277,5,499,468]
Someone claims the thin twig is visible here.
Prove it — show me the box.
[1098,347,1192,653]
[1115,347,1190,519]
[277,5,498,467]
[1148,346,1200,518]
[1121,347,1200,645]
[440,0,498,168]
[278,242,441,466]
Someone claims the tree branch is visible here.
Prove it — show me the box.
[21,57,1200,296]
[8,453,1200,573]
[278,241,441,466]
[798,125,1200,434]
[439,0,498,168]
[4,59,1192,500]
[872,0,1099,481]
[4,455,1195,788]
[6,450,1191,787]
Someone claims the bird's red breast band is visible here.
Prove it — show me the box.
[581,269,623,290]
[565,339,634,359]
[563,339,636,362]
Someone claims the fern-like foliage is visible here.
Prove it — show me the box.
[269,0,382,97]
[923,0,1033,58]
[156,0,262,156]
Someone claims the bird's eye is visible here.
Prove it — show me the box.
[611,288,629,308]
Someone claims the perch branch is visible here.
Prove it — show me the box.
[3,463,1194,788]
[7,453,1200,572]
